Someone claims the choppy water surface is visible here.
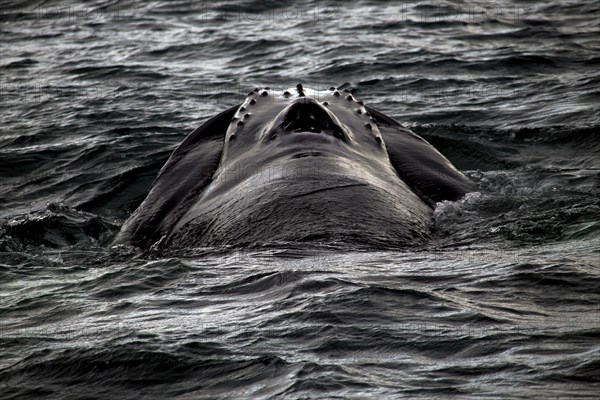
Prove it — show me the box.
[1,0,599,398]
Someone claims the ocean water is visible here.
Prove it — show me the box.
[1,0,599,398]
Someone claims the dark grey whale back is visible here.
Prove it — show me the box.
[115,105,238,248]
[366,106,474,206]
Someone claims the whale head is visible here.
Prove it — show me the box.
[114,84,475,249]
[220,85,388,171]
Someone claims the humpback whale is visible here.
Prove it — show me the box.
[114,85,474,248]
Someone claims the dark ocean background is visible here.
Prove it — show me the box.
[1,0,599,398]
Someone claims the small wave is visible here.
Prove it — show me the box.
[0,203,118,251]
[0,58,38,69]
[65,65,169,81]
[0,346,292,399]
